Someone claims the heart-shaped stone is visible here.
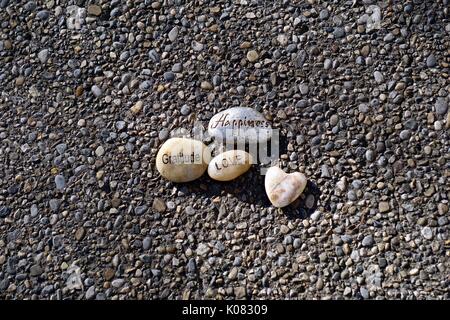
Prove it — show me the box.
[264,166,307,208]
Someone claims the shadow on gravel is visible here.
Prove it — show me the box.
[177,133,322,220]
[183,168,321,221]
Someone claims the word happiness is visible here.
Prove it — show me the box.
[209,113,271,129]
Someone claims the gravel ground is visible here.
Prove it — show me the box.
[0,0,449,300]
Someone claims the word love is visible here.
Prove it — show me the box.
[156,138,209,183]
[208,107,273,144]
[208,150,253,181]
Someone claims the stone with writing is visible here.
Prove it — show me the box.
[265,166,307,208]
[208,107,272,144]
[156,138,209,182]
[208,150,253,181]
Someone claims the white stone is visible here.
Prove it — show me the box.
[168,26,179,42]
[208,150,253,181]
[156,138,209,183]
[208,107,272,144]
[264,166,307,208]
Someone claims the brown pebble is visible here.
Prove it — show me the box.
[246,50,259,62]
[200,81,213,90]
[152,198,166,213]
[87,4,102,16]
[15,76,24,86]
[361,45,370,57]
[103,268,115,281]
[75,227,86,241]
[75,85,84,97]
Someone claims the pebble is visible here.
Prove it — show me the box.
[134,205,148,215]
[333,27,345,38]
[49,199,61,212]
[148,49,160,62]
[87,4,102,16]
[435,98,448,115]
[264,167,307,208]
[310,211,321,221]
[95,146,105,157]
[172,63,183,73]
[54,174,66,190]
[208,107,272,144]
[85,286,96,300]
[168,26,179,42]
[152,198,166,213]
[30,264,43,277]
[208,150,252,181]
[196,243,210,256]
[365,149,375,162]
[373,71,384,84]
[192,41,204,51]
[30,204,38,217]
[277,34,288,46]
[246,50,259,62]
[75,227,85,241]
[421,227,433,240]
[111,279,125,288]
[400,129,411,140]
[143,237,152,250]
[38,49,49,64]
[379,202,390,213]
[362,235,374,247]
[299,84,309,95]
[91,85,102,98]
[426,54,437,67]
[164,72,175,82]
[156,138,208,183]
[180,104,191,116]
[319,9,329,20]
[200,81,213,90]
[130,101,143,114]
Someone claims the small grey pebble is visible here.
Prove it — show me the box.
[172,63,183,73]
[55,174,66,190]
[49,199,61,212]
[168,26,179,42]
[426,54,437,68]
[36,10,50,20]
[85,286,96,300]
[362,235,374,247]
[373,71,384,84]
[421,226,433,240]
[115,121,126,131]
[180,104,191,116]
[164,71,175,81]
[435,98,448,115]
[134,205,148,215]
[158,129,169,141]
[91,85,102,98]
[400,129,411,140]
[38,49,49,64]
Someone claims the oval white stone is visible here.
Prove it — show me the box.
[208,107,272,143]
[208,150,253,181]
[156,138,209,182]
[264,166,307,208]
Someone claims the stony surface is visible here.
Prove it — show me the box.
[0,0,448,300]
